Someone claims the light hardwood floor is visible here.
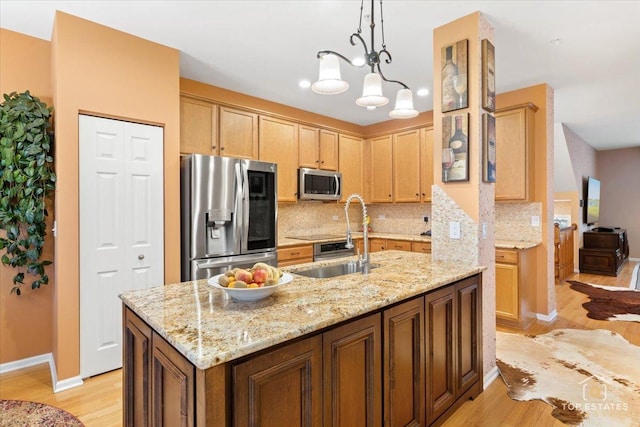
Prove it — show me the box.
[1,261,638,427]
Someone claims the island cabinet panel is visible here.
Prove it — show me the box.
[152,331,196,427]
[124,307,152,427]
[323,313,382,427]
[425,275,482,425]
[233,335,323,427]
[383,297,425,427]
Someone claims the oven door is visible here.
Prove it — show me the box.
[313,241,354,261]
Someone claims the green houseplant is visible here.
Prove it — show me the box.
[0,91,56,295]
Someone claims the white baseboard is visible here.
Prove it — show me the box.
[536,309,557,322]
[629,257,640,262]
[0,352,83,393]
[483,366,499,389]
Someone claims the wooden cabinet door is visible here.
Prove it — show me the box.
[259,116,299,202]
[319,129,338,170]
[425,286,455,424]
[393,130,421,202]
[495,104,536,201]
[234,335,323,427]
[386,239,412,252]
[455,277,481,397]
[383,298,425,427]
[420,127,434,202]
[277,244,314,267]
[299,125,320,169]
[412,241,431,254]
[369,135,393,203]
[369,238,386,252]
[323,313,381,427]
[123,307,152,427]
[152,331,195,427]
[219,106,258,159]
[338,134,363,202]
[495,263,519,321]
[180,96,218,155]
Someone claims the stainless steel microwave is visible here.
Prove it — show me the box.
[298,168,342,201]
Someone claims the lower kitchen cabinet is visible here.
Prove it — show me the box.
[370,238,412,253]
[323,313,382,427]
[234,335,323,427]
[425,275,482,425]
[123,274,482,427]
[495,247,535,329]
[384,297,425,427]
[412,241,432,254]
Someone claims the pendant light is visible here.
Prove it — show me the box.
[312,0,418,119]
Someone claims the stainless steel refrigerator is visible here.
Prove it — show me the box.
[181,154,278,281]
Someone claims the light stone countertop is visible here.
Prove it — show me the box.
[120,251,484,371]
[279,232,539,250]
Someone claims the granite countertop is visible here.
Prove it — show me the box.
[279,232,539,250]
[120,251,484,371]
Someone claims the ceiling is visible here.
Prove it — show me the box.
[2,1,639,151]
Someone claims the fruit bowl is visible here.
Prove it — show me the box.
[208,273,293,302]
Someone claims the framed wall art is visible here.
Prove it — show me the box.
[482,113,496,183]
[442,113,469,182]
[482,39,496,112]
[441,39,468,113]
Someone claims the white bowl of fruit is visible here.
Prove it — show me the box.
[208,263,292,302]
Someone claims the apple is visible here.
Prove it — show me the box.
[252,268,269,284]
[235,269,253,283]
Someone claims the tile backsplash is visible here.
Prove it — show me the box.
[279,201,540,243]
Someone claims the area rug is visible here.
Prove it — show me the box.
[496,329,640,426]
[0,399,84,426]
[568,280,640,323]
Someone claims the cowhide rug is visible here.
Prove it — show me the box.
[568,280,640,323]
[496,329,640,426]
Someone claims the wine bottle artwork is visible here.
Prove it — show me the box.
[482,39,496,112]
[441,39,468,113]
[442,114,469,182]
[483,113,496,183]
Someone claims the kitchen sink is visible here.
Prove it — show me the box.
[294,262,379,279]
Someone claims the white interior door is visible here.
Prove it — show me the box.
[79,115,164,378]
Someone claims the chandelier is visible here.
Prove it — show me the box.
[311,0,418,119]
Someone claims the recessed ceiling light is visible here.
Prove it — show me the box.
[416,88,430,97]
[549,38,562,46]
[299,80,311,89]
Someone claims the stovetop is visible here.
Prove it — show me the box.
[286,234,344,241]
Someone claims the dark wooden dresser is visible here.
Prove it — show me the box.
[579,228,629,276]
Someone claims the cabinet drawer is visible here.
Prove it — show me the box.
[387,240,412,251]
[277,245,313,266]
[495,249,518,264]
[412,242,431,254]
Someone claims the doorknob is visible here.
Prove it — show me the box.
[138,254,145,260]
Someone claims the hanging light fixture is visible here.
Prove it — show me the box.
[312,0,418,119]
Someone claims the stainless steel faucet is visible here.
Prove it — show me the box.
[344,194,369,273]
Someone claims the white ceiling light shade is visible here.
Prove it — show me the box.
[389,89,418,119]
[356,73,389,107]
[311,54,349,95]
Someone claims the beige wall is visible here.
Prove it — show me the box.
[597,147,640,258]
[0,29,54,364]
[51,12,180,380]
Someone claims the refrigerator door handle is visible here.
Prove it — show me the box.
[240,161,250,253]
[235,161,246,252]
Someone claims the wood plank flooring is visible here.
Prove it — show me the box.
[1,261,638,427]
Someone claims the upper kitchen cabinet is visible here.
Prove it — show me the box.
[218,106,259,159]
[259,116,299,202]
[180,96,218,155]
[338,134,364,202]
[393,129,421,203]
[420,127,434,202]
[495,103,537,201]
[369,135,394,203]
[299,126,338,171]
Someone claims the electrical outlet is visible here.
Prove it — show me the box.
[423,216,429,223]
[482,222,487,239]
[378,214,386,220]
[531,215,540,227]
[449,221,461,239]
[332,215,339,221]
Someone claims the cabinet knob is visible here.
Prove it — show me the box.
[416,193,419,197]
[220,146,225,151]
[138,254,145,260]
[321,160,324,164]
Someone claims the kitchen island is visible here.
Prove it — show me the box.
[120,250,485,426]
